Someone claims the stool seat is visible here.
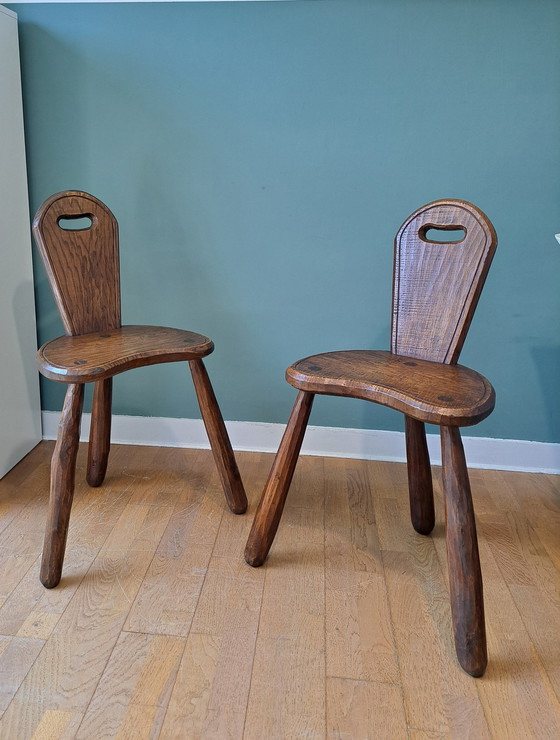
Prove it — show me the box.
[287,350,495,427]
[38,325,214,383]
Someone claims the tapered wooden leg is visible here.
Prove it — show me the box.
[189,359,248,514]
[405,416,435,535]
[87,378,112,487]
[41,383,84,588]
[440,425,487,676]
[245,390,315,567]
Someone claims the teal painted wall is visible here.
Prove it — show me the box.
[9,0,560,443]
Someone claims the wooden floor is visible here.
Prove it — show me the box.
[0,442,559,739]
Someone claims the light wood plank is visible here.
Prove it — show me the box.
[30,710,82,740]
[161,556,264,738]
[0,445,138,638]
[372,463,489,736]
[0,500,173,738]
[159,453,267,738]
[244,458,326,740]
[125,452,223,637]
[325,458,398,685]
[0,443,558,739]
[472,537,560,738]
[0,636,44,712]
[77,632,184,739]
[326,676,407,739]
[159,633,222,740]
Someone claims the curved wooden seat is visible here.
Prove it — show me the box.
[287,350,495,427]
[38,325,214,383]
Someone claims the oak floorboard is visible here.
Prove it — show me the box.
[161,553,264,734]
[161,562,263,740]
[0,450,57,601]
[158,453,267,738]
[27,709,82,740]
[77,632,184,738]
[124,451,224,637]
[0,443,558,739]
[0,446,139,639]
[325,458,398,685]
[0,636,44,712]
[0,446,51,538]
[243,458,326,740]
[0,499,173,738]
[428,481,560,738]
[372,464,489,736]
[471,537,560,738]
[326,676,407,740]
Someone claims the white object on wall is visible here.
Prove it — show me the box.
[0,5,42,478]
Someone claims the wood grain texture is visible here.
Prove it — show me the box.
[0,446,132,640]
[40,383,84,589]
[378,528,490,733]
[38,325,214,383]
[327,677,407,740]
[405,416,435,535]
[190,359,248,515]
[172,562,264,739]
[244,473,326,740]
[86,378,112,487]
[77,632,184,739]
[124,451,223,637]
[391,199,497,364]
[325,458,399,684]
[1,495,174,738]
[33,191,121,337]
[441,426,487,677]
[0,636,44,712]
[288,350,495,427]
[0,445,559,737]
[161,452,266,738]
[244,390,314,567]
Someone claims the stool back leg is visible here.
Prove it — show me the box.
[87,378,112,487]
[245,390,314,567]
[41,383,84,588]
[440,424,487,676]
[405,416,435,535]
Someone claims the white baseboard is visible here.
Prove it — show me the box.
[41,411,560,475]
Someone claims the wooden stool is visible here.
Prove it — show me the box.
[34,191,247,588]
[245,199,497,677]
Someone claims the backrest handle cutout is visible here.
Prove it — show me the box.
[57,214,95,231]
[420,224,466,244]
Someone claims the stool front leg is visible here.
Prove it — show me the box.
[405,416,435,535]
[245,390,314,567]
[440,424,487,676]
[87,378,112,487]
[41,383,84,588]
[189,359,248,514]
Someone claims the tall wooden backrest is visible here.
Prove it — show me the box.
[33,191,121,336]
[391,199,497,365]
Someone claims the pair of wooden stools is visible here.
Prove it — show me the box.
[34,191,496,676]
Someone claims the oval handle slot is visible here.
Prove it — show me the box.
[420,224,466,243]
[57,214,94,231]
